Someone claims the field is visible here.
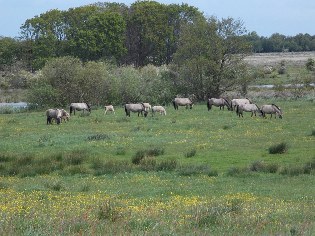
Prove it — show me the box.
[0,98,314,235]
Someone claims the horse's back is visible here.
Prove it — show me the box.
[175,98,192,105]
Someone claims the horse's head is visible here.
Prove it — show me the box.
[86,103,91,112]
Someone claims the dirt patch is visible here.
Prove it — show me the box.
[244,51,315,67]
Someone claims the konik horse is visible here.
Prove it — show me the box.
[69,103,91,116]
[172,98,193,110]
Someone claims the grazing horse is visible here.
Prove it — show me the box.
[104,105,115,115]
[230,98,252,111]
[69,103,91,116]
[172,98,193,110]
[151,106,166,116]
[236,104,262,118]
[61,109,70,122]
[143,103,151,112]
[261,104,283,119]
[46,109,62,125]
[207,98,231,111]
[124,103,148,117]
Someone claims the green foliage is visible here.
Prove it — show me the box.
[172,17,252,98]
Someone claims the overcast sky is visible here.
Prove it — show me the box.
[1,0,315,38]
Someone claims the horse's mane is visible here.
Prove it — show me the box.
[272,103,281,111]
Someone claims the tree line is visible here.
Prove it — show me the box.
[0,1,314,106]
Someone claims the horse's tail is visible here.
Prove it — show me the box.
[69,106,73,116]
[172,100,176,110]
[207,99,211,110]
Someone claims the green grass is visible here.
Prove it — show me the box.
[0,99,314,234]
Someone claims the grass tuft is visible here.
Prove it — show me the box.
[268,142,288,154]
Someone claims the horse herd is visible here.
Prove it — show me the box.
[45,98,283,125]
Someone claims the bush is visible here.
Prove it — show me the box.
[132,147,165,165]
[63,150,88,165]
[92,159,133,175]
[184,149,197,158]
[268,142,288,154]
[177,164,214,176]
[139,157,157,172]
[87,133,111,141]
[249,161,279,173]
[157,160,177,171]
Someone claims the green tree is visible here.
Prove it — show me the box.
[172,17,252,99]
[125,1,202,66]
[20,9,66,70]
[65,6,127,61]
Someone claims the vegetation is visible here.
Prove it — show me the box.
[0,1,315,234]
[0,99,314,234]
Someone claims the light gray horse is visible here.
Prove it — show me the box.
[151,106,166,116]
[172,98,193,110]
[46,109,62,125]
[261,104,283,119]
[236,104,262,118]
[143,103,151,112]
[69,103,91,115]
[124,103,148,117]
[207,98,231,111]
[230,98,252,111]
[104,105,115,115]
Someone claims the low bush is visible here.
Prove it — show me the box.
[184,149,197,158]
[132,147,165,165]
[177,164,214,176]
[156,159,177,171]
[268,142,288,154]
[87,133,111,141]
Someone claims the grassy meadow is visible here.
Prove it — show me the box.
[0,98,314,235]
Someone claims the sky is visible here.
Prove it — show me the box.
[1,0,315,38]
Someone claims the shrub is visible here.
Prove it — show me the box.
[306,58,315,71]
[63,150,87,165]
[92,159,133,175]
[311,129,315,136]
[156,159,177,171]
[249,161,279,173]
[132,147,165,165]
[87,133,111,141]
[184,149,196,158]
[303,157,315,174]
[177,164,213,176]
[249,160,265,172]
[268,142,288,154]
[139,157,156,172]
[279,166,304,176]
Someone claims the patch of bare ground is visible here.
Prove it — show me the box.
[244,51,315,67]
